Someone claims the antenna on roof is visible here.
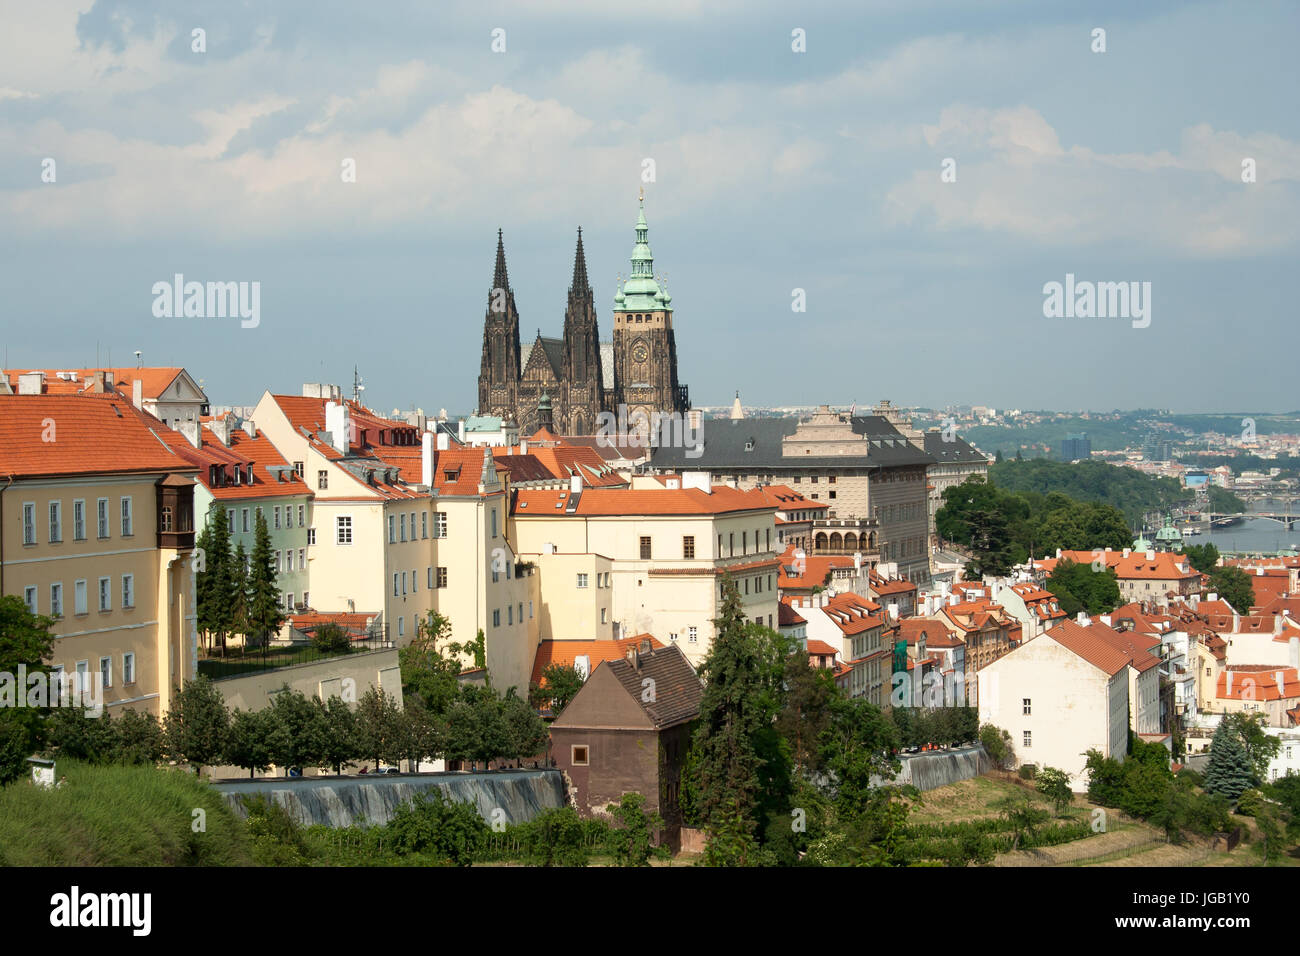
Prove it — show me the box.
[134,350,142,368]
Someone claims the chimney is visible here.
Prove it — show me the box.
[324,401,349,455]
[421,430,434,487]
[1290,636,1298,670]
[570,473,583,494]
[682,471,712,494]
[1076,611,1090,626]
[132,378,143,410]
[458,420,466,443]
[639,638,651,654]
[1225,671,1233,695]
[1123,548,1130,558]
[1100,614,1112,627]
[436,430,450,451]
[242,419,256,439]
[1146,550,1156,560]
[521,438,529,454]
[1276,670,1286,693]
[177,420,202,449]
[626,644,640,670]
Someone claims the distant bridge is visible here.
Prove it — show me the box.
[1208,512,1298,530]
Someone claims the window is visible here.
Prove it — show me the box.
[50,583,63,618]
[307,528,316,545]
[274,506,281,530]
[427,567,433,589]
[422,512,428,538]
[493,609,501,627]
[437,567,448,588]
[492,565,499,584]
[766,528,770,551]
[688,626,698,644]
[98,498,110,538]
[577,573,589,588]
[24,587,37,614]
[1023,731,1032,748]
[294,461,304,477]
[640,536,652,560]
[398,617,405,638]
[299,548,305,568]
[122,575,134,609]
[400,513,407,542]
[318,470,328,490]
[22,503,35,544]
[49,501,62,542]
[73,579,87,615]
[285,550,293,572]
[98,577,111,612]
[241,508,250,533]
[529,600,534,619]
[297,504,305,527]
[303,591,309,608]
[393,573,399,597]
[683,535,695,559]
[274,550,282,573]
[601,608,608,624]
[402,571,407,595]
[120,497,132,536]
[742,531,748,554]
[491,508,498,538]
[336,516,353,545]
[572,745,589,766]
[519,602,524,622]
[669,631,678,642]
[73,500,86,540]
[411,568,418,592]
[100,656,112,689]
[1023,698,1032,715]
[227,509,235,533]
[829,491,836,499]
[508,605,514,625]
[122,652,135,685]
[388,516,396,543]
[434,512,447,538]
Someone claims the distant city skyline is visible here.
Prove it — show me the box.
[2,1,1296,414]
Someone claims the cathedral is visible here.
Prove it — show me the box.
[477,193,689,435]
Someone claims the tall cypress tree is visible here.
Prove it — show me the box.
[230,540,251,648]
[246,510,285,647]
[688,576,779,863]
[1204,719,1255,802]
[195,504,236,653]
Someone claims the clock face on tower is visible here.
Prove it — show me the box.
[632,341,648,364]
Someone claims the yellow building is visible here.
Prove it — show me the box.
[0,394,199,716]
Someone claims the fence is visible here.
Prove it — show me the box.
[198,640,391,680]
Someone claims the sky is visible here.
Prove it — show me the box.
[1,0,1296,417]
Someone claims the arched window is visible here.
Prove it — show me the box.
[844,532,858,551]
[814,532,828,551]
[829,532,842,551]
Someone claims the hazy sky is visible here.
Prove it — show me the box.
[2,1,1296,416]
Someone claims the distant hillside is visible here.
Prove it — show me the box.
[989,458,1188,526]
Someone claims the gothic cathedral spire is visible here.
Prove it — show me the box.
[478,228,521,417]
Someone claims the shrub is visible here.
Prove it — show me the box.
[311,623,352,655]
[1018,764,1037,780]
[386,790,487,866]
[517,806,589,866]
[606,792,663,866]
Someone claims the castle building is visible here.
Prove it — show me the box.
[477,193,689,434]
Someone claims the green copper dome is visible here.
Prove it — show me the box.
[1132,534,1153,551]
[1155,514,1183,549]
[615,192,671,312]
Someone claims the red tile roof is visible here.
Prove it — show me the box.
[513,485,776,517]
[0,394,196,479]
[1049,619,1133,676]
[530,635,665,686]
[1216,667,1300,702]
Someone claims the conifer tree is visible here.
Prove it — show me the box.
[1204,719,1255,801]
[195,504,236,653]
[230,540,252,648]
[246,510,285,647]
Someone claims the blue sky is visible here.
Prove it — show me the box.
[1,0,1296,416]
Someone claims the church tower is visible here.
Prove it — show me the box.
[560,228,605,435]
[611,191,688,422]
[477,229,522,418]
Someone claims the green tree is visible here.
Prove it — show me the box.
[979,724,1016,770]
[500,691,548,763]
[688,576,794,858]
[355,687,404,770]
[1047,559,1121,616]
[1219,712,1280,785]
[1183,542,1221,574]
[319,695,360,774]
[311,622,352,655]
[395,696,445,773]
[1204,719,1255,802]
[112,708,164,765]
[1208,566,1255,614]
[44,706,116,763]
[519,805,590,866]
[225,707,275,777]
[527,663,585,715]
[386,790,488,865]
[265,688,330,773]
[820,697,900,815]
[0,596,57,783]
[163,677,230,774]
[1035,766,1074,815]
[776,651,839,775]
[195,504,237,653]
[401,611,473,715]
[607,792,663,866]
[245,510,285,647]
[229,541,252,648]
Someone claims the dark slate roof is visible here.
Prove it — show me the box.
[922,430,991,464]
[604,644,703,729]
[538,336,565,377]
[649,415,934,470]
[494,453,557,483]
